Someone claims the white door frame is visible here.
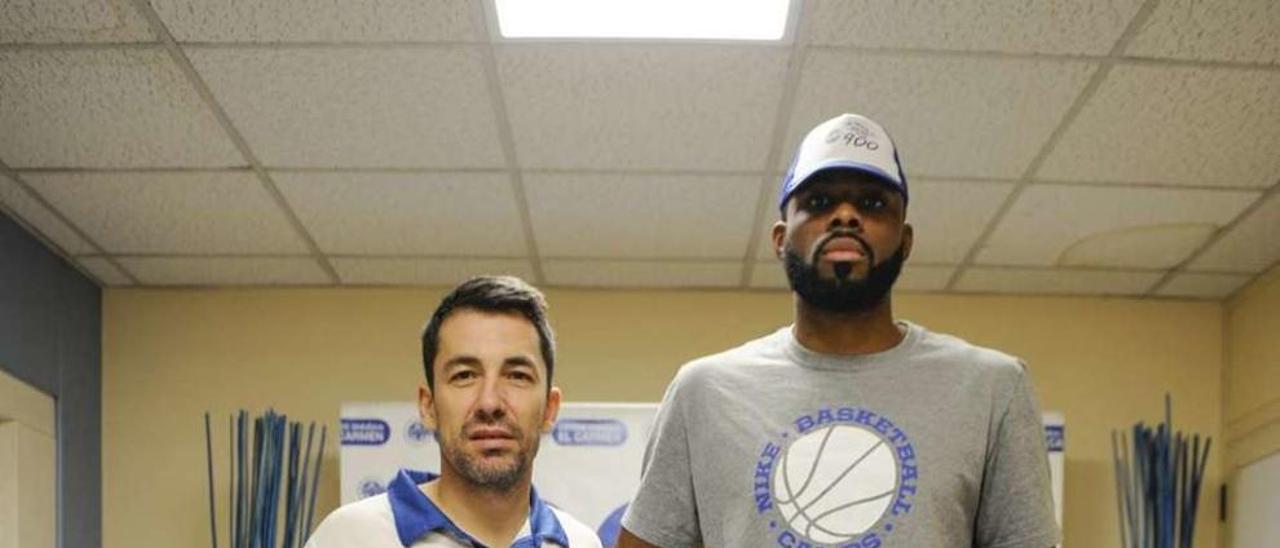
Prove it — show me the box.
[0,368,57,548]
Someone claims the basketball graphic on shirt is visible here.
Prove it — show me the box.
[772,424,899,544]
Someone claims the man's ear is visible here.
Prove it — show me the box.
[901,223,914,261]
[541,386,562,433]
[770,220,787,259]
[418,382,437,430]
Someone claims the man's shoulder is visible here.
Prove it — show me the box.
[912,322,1025,373]
[549,507,603,548]
[327,492,395,522]
[306,494,398,545]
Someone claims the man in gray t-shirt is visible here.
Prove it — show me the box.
[618,113,1059,548]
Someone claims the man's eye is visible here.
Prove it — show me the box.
[450,371,476,382]
[859,196,887,210]
[804,194,831,210]
[507,371,535,383]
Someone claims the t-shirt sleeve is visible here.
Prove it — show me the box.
[551,508,605,548]
[620,368,702,547]
[303,509,353,548]
[975,362,1061,548]
[302,496,401,548]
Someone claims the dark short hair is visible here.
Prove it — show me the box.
[421,276,555,392]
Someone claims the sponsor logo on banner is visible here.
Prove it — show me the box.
[405,420,432,445]
[752,406,918,547]
[341,418,391,446]
[552,418,627,447]
[358,477,386,499]
[1045,424,1065,453]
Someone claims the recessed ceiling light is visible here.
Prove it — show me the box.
[493,0,791,41]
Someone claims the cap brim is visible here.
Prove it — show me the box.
[784,161,906,205]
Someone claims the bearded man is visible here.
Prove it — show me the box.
[618,113,1059,548]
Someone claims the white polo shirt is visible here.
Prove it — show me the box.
[305,470,602,547]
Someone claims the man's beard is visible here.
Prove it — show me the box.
[784,233,906,313]
[440,412,538,493]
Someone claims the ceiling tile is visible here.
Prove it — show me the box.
[526,172,759,259]
[1126,0,1280,64]
[498,45,788,170]
[151,0,478,43]
[905,181,1015,263]
[332,257,534,285]
[0,173,95,254]
[1191,191,1280,272]
[188,47,503,168]
[1039,65,1280,188]
[543,260,742,288]
[24,171,310,254]
[978,185,1257,268]
[1156,272,1253,299]
[0,49,243,168]
[757,180,1015,263]
[956,267,1162,296]
[748,260,955,292]
[120,257,330,286]
[77,257,132,286]
[274,171,526,255]
[786,52,1095,178]
[805,0,1143,55]
[0,0,154,43]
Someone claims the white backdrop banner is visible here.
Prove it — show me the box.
[340,402,1064,546]
[1044,411,1065,548]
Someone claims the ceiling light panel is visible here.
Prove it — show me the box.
[493,0,790,41]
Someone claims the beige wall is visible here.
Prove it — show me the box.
[1223,265,1280,545]
[1225,266,1280,469]
[103,288,1226,548]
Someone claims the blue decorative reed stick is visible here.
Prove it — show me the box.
[1112,394,1211,548]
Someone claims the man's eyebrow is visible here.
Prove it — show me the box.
[442,355,481,369]
[503,355,537,368]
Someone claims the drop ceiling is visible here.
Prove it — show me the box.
[1,0,1277,300]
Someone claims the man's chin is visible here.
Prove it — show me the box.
[453,450,527,489]
[462,468,522,490]
[472,463,520,480]
[787,240,907,311]
[815,265,870,284]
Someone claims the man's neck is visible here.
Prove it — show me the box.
[792,296,904,355]
[423,471,531,547]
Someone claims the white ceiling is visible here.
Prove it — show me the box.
[1,0,1278,301]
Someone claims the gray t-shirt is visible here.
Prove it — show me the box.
[622,321,1059,548]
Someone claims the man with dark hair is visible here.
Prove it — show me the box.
[308,276,602,547]
[421,276,558,397]
[618,114,1059,547]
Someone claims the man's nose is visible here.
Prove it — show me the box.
[827,201,862,230]
[473,376,506,420]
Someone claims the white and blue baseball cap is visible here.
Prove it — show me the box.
[779,113,908,212]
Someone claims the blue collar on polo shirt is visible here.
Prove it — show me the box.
[387,469,570,548]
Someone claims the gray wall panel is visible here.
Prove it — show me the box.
[0,211,102,548]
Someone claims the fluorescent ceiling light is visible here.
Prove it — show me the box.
[494,0,790,41]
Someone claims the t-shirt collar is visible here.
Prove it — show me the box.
[783,319,920,370]
[387,469,570,547]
